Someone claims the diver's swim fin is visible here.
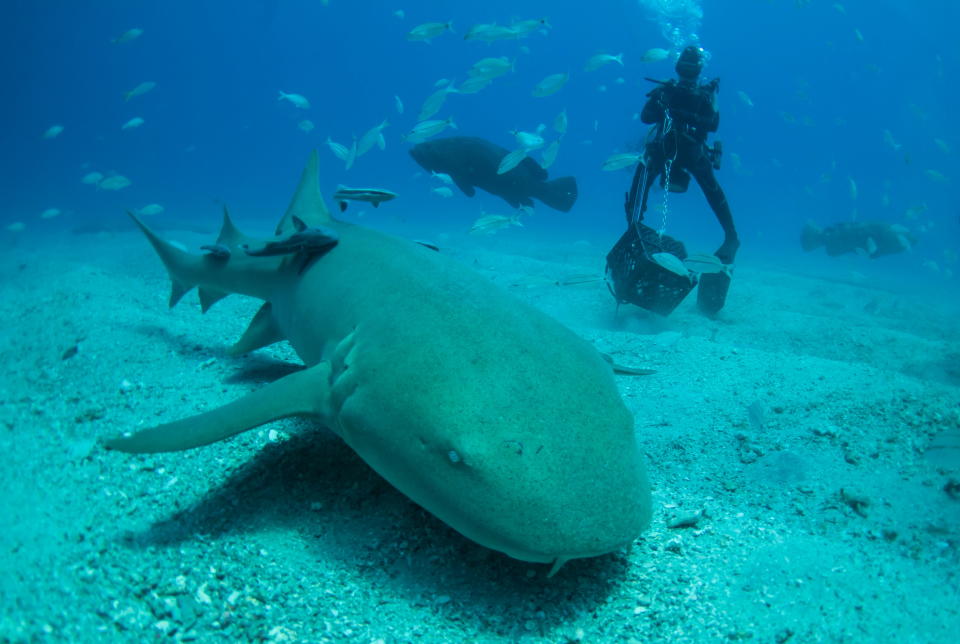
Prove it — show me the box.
[697,271,731,317]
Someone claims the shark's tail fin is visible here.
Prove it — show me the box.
[127,211,200,307]
[535,175,578,212]
[801,221,824,252]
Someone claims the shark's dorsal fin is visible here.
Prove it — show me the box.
[275,150,332,236]
[217,205,255,248]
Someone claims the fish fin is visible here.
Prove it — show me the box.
[372,202,380,208]
[339,201,348,212]
[547,557,569,578]
[275,150,333,236]
[102,362,331,453]
[125,211,197,307]
[534,176,578,212]
[216,205,258,248]
[228,302,285,355]
[198,288,229,313]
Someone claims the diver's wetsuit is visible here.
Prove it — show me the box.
[625,78,739,263]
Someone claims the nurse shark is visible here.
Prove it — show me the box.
[103,151,650,574]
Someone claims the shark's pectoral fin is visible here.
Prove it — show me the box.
[229,302,285,355]
[102,362,332,454]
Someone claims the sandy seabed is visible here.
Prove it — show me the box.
[1,217,958,643]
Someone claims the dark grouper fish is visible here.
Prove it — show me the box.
[410,136,578,212]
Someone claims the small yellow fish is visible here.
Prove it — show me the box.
[925,169,948,182]
[511,125,545,150]
[532,72,568,97]
[584,53,623,71]
[325,137,350,162]
[497,149,528,175]
[882,129,901,151]
[41,125,64,139]
[553,109,568,135]
[737,91,754,108]
[122,117,145,130]
[112,28,143,44]
[402,116,457,143]
[277,90,309,109]
[457,77,491,94]
[418,83,457,121]
[124,81,156,101]
[641,48,670,63]
[137,204,165,216]
[540,139,561,169]
[464,23,519,42]
[509,18,550,37]
[357,119,389,156]
[99,175,132,191]
[469,56,513,80]
[407,21,453,43]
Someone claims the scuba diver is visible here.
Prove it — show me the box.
[606,45,739,316]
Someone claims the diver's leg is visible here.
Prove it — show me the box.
[636,147,663,224]
[624,162,645,223]
[687,146,738,316]
[689,150,739,263]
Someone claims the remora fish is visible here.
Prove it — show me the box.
[103,151,651,575]
[333,185,397,211]
[410,136,578,212]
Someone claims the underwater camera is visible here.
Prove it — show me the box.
[605,223,695,316]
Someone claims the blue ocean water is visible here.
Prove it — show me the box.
[4,0,958,289]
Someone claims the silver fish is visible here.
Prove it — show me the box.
[602,152,641,171]
[470,212,524,234]
[650,252,688,277]
[682,253,729,274]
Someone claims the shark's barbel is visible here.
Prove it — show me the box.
[103,151,651,573]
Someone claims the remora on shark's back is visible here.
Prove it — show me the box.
[103,151,651,573]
